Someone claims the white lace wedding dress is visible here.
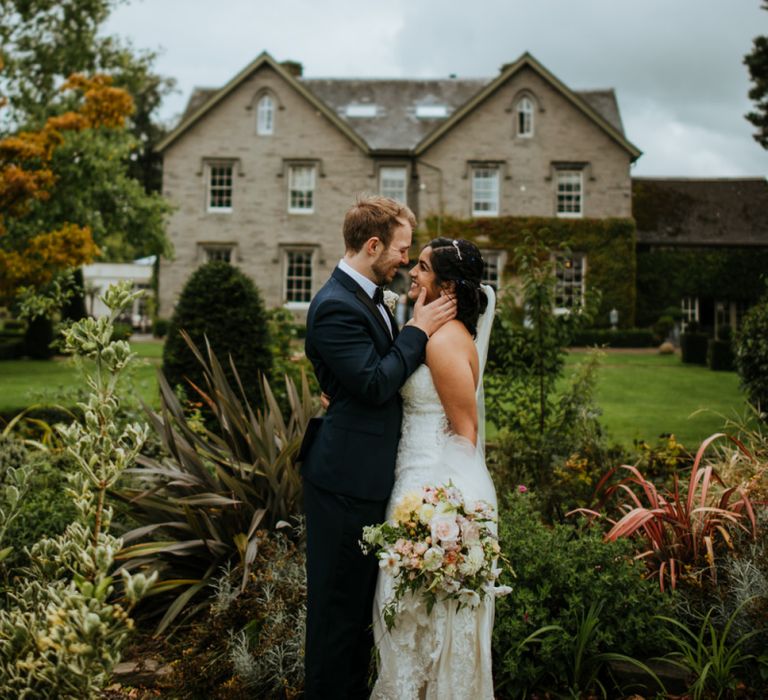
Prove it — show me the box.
[371,286,497,700]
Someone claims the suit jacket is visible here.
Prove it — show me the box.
[302,266,428,501]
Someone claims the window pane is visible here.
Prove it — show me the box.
[204,246,232,263]
[481,251,501,290]
[472,168,499,216]
[289,166,316,212]
[257,96,274,135]
[517,97,533,136]
[379,166,407,203]
[285,250,313,303]
[208,163,233,210]
[555,254,586,310]
[556,170,582,216]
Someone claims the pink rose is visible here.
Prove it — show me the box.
[431,516,460,544]
[518,484,528,493]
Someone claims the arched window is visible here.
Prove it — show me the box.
[517,97,533,137]
[257,95,274,135]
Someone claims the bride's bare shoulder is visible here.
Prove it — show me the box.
[426,320,474,355]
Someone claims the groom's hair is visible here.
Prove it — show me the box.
[343,195,417,252]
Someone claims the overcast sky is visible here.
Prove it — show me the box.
[106,0,767,178]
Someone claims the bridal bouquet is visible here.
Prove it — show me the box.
[360,483,511,630]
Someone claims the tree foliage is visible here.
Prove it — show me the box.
[162,261,273,410]
[744,2,768,149]
[0,0,176,191]
[0,72,133,298]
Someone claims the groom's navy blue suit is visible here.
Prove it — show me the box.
[302,266,428,699]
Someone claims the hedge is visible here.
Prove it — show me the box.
[681,332,709,364]
[707,339,734,371]
[425,216,636,327]
[636,248,768,327]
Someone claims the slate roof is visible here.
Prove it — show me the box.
[633,177,768,247]
[179,79,626,152]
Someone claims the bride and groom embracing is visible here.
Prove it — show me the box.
[301,195,499,699]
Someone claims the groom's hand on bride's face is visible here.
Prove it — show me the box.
[408,287,457,337]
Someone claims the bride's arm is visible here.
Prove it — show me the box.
[425,322,479,445]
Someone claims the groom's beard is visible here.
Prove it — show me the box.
[371,253,396,285]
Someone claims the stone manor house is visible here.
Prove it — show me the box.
[158,53,768,332]
[156,51,643,319]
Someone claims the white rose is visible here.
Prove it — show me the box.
[460,519,481,545]
[383,289,399,314]
[417,503,436,525]
[422,546,444,571]
[458,589,481,607]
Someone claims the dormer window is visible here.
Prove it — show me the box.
[345,104,378,118]
[416,105,448,118]
[257,95,274,135]
[517,97,533,137]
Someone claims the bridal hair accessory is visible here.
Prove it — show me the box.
[452,239,463,260]
[360,481,512,630]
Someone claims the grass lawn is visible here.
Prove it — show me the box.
[0,342,748,449]
[0,339,163,415]
[564,350,747,448]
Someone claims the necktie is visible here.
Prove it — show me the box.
[372,286,384,306]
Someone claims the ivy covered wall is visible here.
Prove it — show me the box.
[636,247,768,327]
[424,216,637,327]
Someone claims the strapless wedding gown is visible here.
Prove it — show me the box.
[371,287,497,700]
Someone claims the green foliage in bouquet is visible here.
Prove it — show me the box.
[117,332,318,634]
[492,490,671,698]
[361,483,509,630]
[0,282,157,699]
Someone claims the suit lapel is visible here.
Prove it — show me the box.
[355,289,393,340]
[384,302,399,339]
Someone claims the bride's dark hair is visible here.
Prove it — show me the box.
[425,238,488,337]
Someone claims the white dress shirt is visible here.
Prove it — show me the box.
[338,259,393,338]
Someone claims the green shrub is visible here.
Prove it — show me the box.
[571,327,656,348]
[167,531,306,697]
[681,330,709,364]
[162,261,272,409]
[492,491,671,698]
[708,338,735,371]
[1,320,26,333]
[653,314,675,343]
[111,320,133,341]
[152,317,170,338]
[0,438,76,571]
[735,297,768,412]
[23,316,55,359]
[0,338,24,360]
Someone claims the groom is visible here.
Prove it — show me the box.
[301,196,456,699]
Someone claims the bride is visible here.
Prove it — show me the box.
[371,237,497,699]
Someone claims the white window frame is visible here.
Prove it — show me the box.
[554,253,587,313]
[471,166,500,217]
[345,104,378,118]
[379,166,408,204]
[556,170,583,218]
[681,296,699,332]
[288,165,316,214]
[282,247,315,308]
[416,105,448,118]
[517,97,534,137]
[480,250,505,290]
[206,161,234,212]
[257,95,274,135]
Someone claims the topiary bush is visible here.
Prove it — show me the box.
[735,297,768,413]
[162,261,272,408]
[23,316,55,359]
[680,324,709,365]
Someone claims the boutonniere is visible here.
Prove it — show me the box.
[383,289,399,315]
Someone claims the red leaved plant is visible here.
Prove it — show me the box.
[572,433,757,591]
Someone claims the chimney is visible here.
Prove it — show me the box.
[281,60,303,77]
